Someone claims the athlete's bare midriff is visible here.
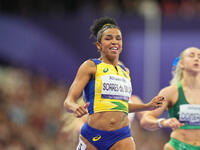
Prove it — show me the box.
[87,111,129,131]
[171,129,200,146]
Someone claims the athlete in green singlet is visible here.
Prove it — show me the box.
[140,47,200,150]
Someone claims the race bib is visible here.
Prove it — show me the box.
[76,138,87,150]
[101,75,132,101]
[179,104,200,126]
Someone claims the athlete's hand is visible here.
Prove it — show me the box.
[146,96,165,110]
[74,103,90,118]
[162,118,184,130]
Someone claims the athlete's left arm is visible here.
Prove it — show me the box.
[126,66,164,112]
[129,95,148,120]
[128,96,164,113]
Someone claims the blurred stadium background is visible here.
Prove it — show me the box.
[0,0,200,149]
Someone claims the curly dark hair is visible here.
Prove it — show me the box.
[90,17,120,41]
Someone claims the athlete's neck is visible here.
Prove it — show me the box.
[99,57,118,66]
[181,75,200,89]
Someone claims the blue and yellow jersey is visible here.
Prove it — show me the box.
[83,59,132,115]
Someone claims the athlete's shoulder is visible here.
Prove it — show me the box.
[162,84,177,92]
[119,64,130,74]
[83,59,97,66]
[158,84,178,104]
[159,84,177,95]
[124,66,130,74]
[79,59,97,75]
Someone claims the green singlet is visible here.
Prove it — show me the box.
[168,81,200,129]
[169,138,200,150]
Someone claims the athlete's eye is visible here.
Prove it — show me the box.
[104,35,112,40]
[189,53,194,57]
[116,36,122,40]
[105,37,112,40]
[198,54,200,59]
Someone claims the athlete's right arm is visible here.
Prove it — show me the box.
[140,86,176,131]
[64,60,96,118]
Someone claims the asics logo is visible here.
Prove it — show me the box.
[103,68,109,73]
[92,135,101,141]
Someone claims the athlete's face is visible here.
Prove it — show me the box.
[96,28,122,60]
[180,47,200,73]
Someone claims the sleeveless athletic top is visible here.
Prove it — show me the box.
[168,81,200,129]
[83,59,132,115]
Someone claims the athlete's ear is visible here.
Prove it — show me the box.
[179,59,184,69]
[96,41,101,51]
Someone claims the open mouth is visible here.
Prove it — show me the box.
[110,47,118,51]
[193,63,200,68]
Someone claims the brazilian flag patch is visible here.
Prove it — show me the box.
[111,101,128,113]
